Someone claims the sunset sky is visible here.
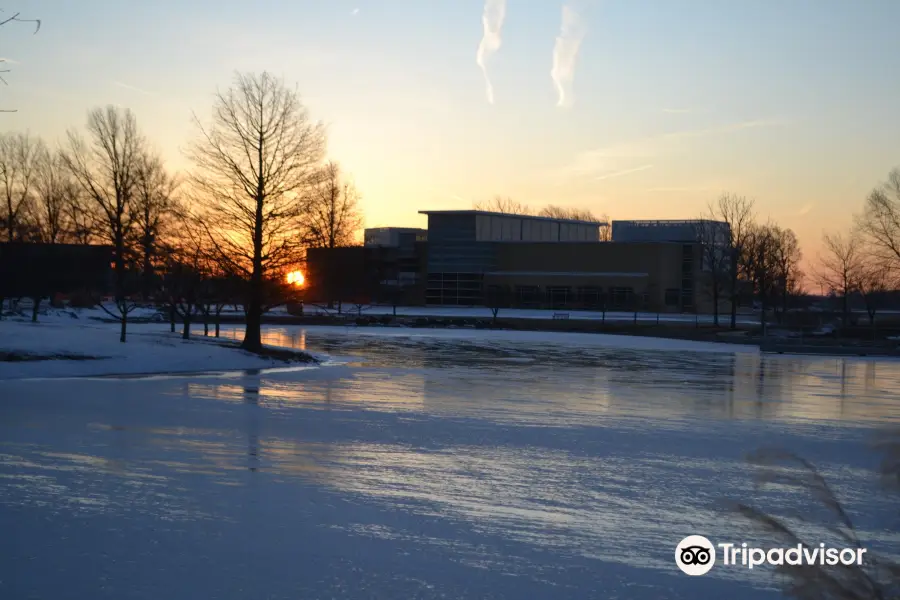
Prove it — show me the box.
[4,0,900,266]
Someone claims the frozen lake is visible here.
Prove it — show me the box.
[2,325,898,599]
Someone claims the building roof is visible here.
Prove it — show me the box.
[613,219,728,227]
[418,209,608,226]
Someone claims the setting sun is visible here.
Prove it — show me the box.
[286,270,305,287]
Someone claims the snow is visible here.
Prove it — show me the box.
[0,318,315,380]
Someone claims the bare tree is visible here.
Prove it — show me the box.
[132,153,178,299]
[858,167,900,269]
[696,217,729,325]
[304,160,363,248]
[815,231,863,325]
[63,191,94,244]
[0,132,42,241]
[709,193,756,329]
[537,205,600,222]
[187,71,326,352]
[32,147,78,243]
[743,223,781,330]
[0,10,40,113]
[769,226,803,322]
[63,106,145,342]
[473,195,532,215]
[857,262,893,331]
[598,213,612,241]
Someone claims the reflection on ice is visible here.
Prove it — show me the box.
[2,326,899,599]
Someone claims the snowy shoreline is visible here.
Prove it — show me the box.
[0,318,319,380]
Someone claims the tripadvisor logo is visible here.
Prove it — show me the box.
[675,535,867,576]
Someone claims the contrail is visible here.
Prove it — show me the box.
[476,0,506,104]
[551,4,587,108]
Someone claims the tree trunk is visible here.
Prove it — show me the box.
[31,297,41,322]
[712,284,720,327]
[730,282,738,329]
[491,307,499,327]
[120,313,127,343]
[182,312,191,340]
[0,296,4,320]
[169,304,176,333]
[202,307,209,336]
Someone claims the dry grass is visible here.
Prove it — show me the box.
[736,431,900,600]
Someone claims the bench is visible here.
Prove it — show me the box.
[552,312,570,320]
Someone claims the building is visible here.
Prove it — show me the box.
[304,211,728,313]
[612,219,730,244]
[0,243,114,299]
[484,241,701,312]
[420,210,607,306]
[363,227,427,248]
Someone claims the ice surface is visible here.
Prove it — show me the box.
[1,324,898,599]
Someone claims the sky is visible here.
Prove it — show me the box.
[3,0,900,268]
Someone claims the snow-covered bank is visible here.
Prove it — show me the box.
[0,320,316,380]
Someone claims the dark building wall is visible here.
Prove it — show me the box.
[305,245,426,306]
[0,243,113,298]
[482,241,712,313]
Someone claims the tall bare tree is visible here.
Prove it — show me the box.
[32,147,78,243]
[815,231,863,324]
[696,217,729,325]
[858,167,900,269]
[769,225,803,321]
[132,153,178,299]
[743,223,782,329]
[63,106,145,342]
[709,193,756,329]
[473,195,532,215]
[0,132,42,241]
[305,160,363,248]
[187,71,326,352]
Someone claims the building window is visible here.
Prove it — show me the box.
[609,287,633,310]
[515,285,540,308]
[664,288,679,307]
[547,286,572,309]
[578,286,603,309]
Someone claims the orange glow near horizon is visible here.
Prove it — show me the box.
[286,270,305,287]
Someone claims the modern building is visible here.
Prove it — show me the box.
[612,219,730,244]
[304,211,729,313]
[363,227,427,248]
[420,210,607,306]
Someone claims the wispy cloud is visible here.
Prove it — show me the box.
[595,164,654,181]
[351,8,359,16]
[796,202,815,216]
[646,185,723,193]
[553,117,787,181]
[113,81,156,96]
[476,0,506,104]
[551,5,587,108]
[662,107,691,114]
[662,118,786,140]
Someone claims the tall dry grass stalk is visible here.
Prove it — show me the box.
[736,430,900,600]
